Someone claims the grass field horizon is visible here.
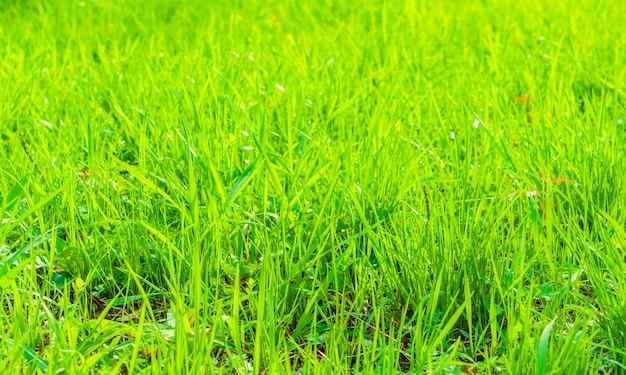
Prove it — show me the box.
[1,0,625,373]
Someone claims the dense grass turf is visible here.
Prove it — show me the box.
[1,0,626,373]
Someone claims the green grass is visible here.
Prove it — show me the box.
[1,0,625,373]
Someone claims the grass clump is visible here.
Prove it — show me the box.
[1,0,625,373]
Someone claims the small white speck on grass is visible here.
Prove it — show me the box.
[175,129,198,157]
[159,52,164,58]
[275,83,285,92]
[244,159,249,164]
[240,105,246,110]
[38,119,53,130]
[305,99,313,107]
[326,57,335,66]
[242,131,249,137]
[242,146,253,151]
[51,158,56,167]
[355,184,362,194]
[238,360,253,373]
[319,91,324,96]
[248,53,255,61]
[450,131,456,140]
[327,138,331,144]
[1,244,10,255]
[43,97,49,105]
[526,190,537,197]
[473,119,480,128]
[406,204,419,216]
[187,76,195,84]
[232,51,240,58]
[411,141,425,151]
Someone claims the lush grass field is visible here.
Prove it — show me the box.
[1,0,625,373]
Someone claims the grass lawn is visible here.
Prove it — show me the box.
[1,0,625,373]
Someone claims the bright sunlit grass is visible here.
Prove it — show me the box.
[1,0,625,373]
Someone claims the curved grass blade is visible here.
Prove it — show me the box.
[538,318,556,375]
